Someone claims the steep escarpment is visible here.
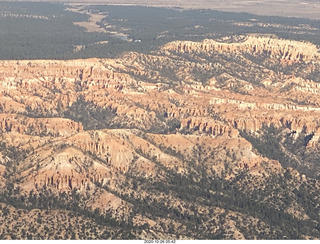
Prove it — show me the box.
[0,114,82,136]
[162,35,320,63]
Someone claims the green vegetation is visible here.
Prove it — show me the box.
[63,96,117,130]
[0,2,109,59]
[2,162,320,239]
[1,3,320,60]
[240,126,290,165]
[240,126,320,180]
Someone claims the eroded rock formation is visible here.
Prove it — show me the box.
[162,35,320,62]
[1,35,320,228]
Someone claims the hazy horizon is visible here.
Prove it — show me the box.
[2,0,320,19]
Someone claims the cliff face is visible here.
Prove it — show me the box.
[0,114,82,136]
[162,35,319,62]
[0,59,133,84]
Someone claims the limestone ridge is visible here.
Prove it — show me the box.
[162,35,320,62]
[0,114,82,136]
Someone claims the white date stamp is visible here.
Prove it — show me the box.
[144,240,176,244]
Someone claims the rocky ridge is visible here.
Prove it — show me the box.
[162,35,320,63]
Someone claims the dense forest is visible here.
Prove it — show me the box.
[1,2,320,59]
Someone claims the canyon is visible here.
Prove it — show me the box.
[1,34,320,239]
